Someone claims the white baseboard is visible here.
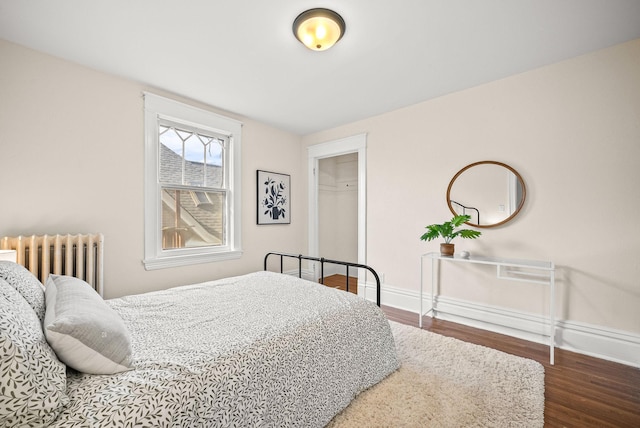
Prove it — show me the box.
[358,280,640,368]
[281,268,315,281]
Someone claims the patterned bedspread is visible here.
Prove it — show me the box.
[50,271,399,427]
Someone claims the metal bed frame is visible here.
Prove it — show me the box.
[264,252,381,306]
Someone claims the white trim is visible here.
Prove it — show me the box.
[280,268,316,281]
[143,250,243,270]
[359,281,640,368]
[143,92,243,269]
[308,134,367,279]
[555,319,640,368]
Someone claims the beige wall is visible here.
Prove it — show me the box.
[302,39,640,335]
[0,39,306,299]
[2,36,639,336]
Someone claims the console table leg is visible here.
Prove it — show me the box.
[550,270,556,365]
[431,258,436,319]
[419,256,424,328]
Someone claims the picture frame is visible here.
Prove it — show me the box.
[257,170,290,225]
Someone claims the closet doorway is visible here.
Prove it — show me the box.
[307,134,367,296]
[318,153,358,293]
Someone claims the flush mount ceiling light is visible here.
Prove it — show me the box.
[293,8,346,51]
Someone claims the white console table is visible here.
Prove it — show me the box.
[420,252,556,364]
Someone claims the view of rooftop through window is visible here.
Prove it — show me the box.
[158,123,227,250]
[159,124,225,188]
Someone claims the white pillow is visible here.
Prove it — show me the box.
[44,275,133,374]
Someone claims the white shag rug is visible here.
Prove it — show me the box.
[328,321,545,427]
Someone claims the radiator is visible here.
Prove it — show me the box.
[0,233,104,296]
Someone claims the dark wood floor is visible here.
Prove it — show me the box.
[382,305,640,428]
[320,274,358,294]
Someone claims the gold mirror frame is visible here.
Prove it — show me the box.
[446,161,526,228]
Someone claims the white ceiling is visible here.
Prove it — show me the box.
[1,0,640,135]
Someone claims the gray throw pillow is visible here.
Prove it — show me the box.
[44,275,133,374]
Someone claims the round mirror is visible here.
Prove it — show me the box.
[446,161,526,228]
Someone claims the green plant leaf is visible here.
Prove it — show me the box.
[451,214,471,227]
[420,228,441,241]
[458,229,481,239]
[420,214,480,243]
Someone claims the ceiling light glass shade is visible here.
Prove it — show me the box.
[293,8,345,51]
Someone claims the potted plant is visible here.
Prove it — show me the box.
[420,214,481,256]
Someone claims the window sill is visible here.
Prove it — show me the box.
[143,249,243,270]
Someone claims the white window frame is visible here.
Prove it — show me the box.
[143,93,242,270]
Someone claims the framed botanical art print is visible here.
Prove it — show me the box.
[257,170,290,224]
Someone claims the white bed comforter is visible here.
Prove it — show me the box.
[50,271,399,427]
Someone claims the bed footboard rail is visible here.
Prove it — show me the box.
[264,252,381,306]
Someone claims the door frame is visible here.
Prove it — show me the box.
[307,133,367,275]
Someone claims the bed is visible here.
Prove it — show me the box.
[0,258,399,427]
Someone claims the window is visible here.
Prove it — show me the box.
[143,93,242,269]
